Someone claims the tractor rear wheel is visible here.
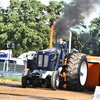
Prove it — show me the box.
[51,71,59,90]
[66,53,88,91]
[22,68,30,88]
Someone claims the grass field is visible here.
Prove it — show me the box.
[0,77,21,82]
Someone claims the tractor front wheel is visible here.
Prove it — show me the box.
[22,68,30,88]
[51,71,59,90]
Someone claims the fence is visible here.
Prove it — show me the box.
[0,59,27,72]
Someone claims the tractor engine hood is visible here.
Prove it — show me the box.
[37,47,60,71]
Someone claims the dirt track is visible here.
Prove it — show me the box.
[0,81,94,100]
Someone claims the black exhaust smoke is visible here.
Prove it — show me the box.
[73,0,100,16]
[54,3,82,46]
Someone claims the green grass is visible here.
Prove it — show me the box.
[0,77,21,82]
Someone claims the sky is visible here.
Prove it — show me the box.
[0,0,100,31]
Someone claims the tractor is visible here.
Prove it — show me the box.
[21,21,88,91]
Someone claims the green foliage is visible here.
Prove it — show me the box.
[46,0,66,26]
[71,31,95,55]
[78,32,94,55]
[89,15,100,56]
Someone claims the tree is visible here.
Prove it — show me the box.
[89,15,100,56]
[71,31,85,53]
[46,0,66,27]
[71,30,94,55]
[0,7,8,50]
[78,32,93,55]
[0,0,46,56]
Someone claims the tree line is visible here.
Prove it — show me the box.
[0,0,100,57]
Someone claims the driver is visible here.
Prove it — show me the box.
[58,38,67,63]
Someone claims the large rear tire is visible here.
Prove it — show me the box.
[66,53,88,91]
[51,71,59,90]
[22,68,30,88]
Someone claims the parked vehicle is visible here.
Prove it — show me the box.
[0,50,36,65]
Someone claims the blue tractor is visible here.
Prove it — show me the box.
[22,22,88,91]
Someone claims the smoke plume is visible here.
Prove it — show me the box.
[54,3,82,44]
[73,0,100,16]
[54,0,100,46]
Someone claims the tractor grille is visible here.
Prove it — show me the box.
[38,55,43,67]
[38,55,49,67]
[44,55,49,67]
